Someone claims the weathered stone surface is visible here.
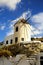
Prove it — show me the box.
[0,54,36,65]
[14,54,27,62]
[0,56,13,65]
[17,59,30,65]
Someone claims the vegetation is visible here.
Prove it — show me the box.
[0,43,41,57]
[0,37,42,57]
[31,37,43,42]
[0,49,12,57]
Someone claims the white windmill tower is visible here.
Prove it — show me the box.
[14,17,31,44]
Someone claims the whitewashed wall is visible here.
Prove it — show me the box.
[4,34,14,45]
[14,19,31,44]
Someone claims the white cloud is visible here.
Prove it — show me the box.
[31,26,40,36]
[31,26,35,31]
[6,29,14,36]
[31,13,43,23]
[33,30,42,35]
[0,0,21,10]
[31,12,43,37]
[31,12,43,30]
[6,22,14,36]
[0,25,5,30]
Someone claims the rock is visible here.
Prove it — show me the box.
[15,54,27,62]
[12,54,27,65]
[17,59,30,65]
[0,56,13,65]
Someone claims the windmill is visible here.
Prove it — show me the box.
[14,17,31,44]
[20,16,41,39]
[14,16,41,56]
[16,16,36,40]
[14,14,41,44]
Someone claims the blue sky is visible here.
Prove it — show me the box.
[0,0,43,42]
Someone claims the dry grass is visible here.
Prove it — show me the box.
[0,43,41,57]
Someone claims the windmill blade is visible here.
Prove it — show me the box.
[26,16,41,31]
[33,26,40,31]
[26,16,31,21]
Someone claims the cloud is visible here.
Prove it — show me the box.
[6,29,14,36]
[0,25,5,30]
[31,13,43,23]
[0,0,21,10]
[6,22,14,36]
[30,26,41,36]
[31,12,43,37]
[31,13,43,30]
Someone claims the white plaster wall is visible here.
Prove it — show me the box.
[14,20,31,44]
[4,34,14,45]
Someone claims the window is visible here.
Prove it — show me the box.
[40,57,43,65]
[10,39,13,44]
[16,26,18,32]
[21,38,24,41]
[6,40,8,44]
[15,37,18,43]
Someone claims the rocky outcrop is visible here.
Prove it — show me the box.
[10,54,36,65]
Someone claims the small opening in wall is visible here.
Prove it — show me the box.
[15,37,18,43]
[16,26,18,32]
[10,39,13,44]
[21,38,24,41]
[6,40,8,44]
[40,56,43,65]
